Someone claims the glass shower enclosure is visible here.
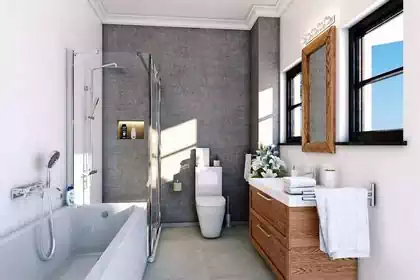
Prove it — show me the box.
[147,54,162,261]
[66,50,162,261]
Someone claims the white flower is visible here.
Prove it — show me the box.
[261,169,278,178]
[251,157,264,171]
[269,156,286,170]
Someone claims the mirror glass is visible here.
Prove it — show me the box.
[309,45,327,142]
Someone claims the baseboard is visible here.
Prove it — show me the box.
[232,221,249,226]
[162,222,199,228]
[162,221,249,228]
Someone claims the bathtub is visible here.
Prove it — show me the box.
[0,203,148,280]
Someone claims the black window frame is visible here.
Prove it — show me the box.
[349,0,404,144]
[286,63,302,144]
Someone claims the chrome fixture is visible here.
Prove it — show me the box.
[88,98,100,120]
[10,152,61,200]
[11,181,44,200]
[37,151,60,262]
[301,183,376,207]
[83,62,125,204]
[82,169,98,177]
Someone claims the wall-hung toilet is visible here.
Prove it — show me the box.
[195,167,226,238]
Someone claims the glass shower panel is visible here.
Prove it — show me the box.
[70,50,104,206]
[148,55,162,261]
[69,50,162,260]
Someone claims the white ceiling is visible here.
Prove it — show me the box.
[89,0,291,30]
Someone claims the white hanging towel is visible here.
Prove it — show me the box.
[315,187,370,260]
[244,154,252,182]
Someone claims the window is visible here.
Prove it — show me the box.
[349,0,404,144]
[258,88,274,146]
[286,63,302,144]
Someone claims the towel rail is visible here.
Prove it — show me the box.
[302,183,376,207]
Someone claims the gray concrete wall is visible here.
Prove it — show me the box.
[103,25,251,223]
[102,52,151,202]
[250,18,281,151]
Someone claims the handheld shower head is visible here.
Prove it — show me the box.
[92,97,100,114]
[47,151,60,169]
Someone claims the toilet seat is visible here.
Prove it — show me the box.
[196,196,226,207]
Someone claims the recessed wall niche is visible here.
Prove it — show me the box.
[117,121,145,140]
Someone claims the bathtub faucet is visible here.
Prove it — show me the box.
[10,182,61,200]
[11,182,44,200]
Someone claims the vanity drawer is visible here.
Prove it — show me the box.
[251,211,288,278]
[250,186,288,238]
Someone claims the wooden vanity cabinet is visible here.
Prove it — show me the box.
[249,185,357,280]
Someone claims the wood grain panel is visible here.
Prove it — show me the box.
[250,185,357,280]
[302,26,336,154]
[250,186,288,237]
[251,238,286,280]
[251,209,289,250]
[251,211,288,279]
[289,246,357,280]
[288,207,320,248]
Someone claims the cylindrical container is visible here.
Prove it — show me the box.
[173,180,182,192]
[291,166,299,177]
[131,127,137,139]
[323,169,337,188]
[121,124,128,139]
[214,160,221,167]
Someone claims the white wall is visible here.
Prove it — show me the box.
[280,0,420,279]
[0,0,102,236]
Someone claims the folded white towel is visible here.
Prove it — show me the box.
[284,186,315,195]
[315,187,370,260]
[283,177,316,188]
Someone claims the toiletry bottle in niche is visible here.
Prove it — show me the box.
[121,124,128,139]
[131,127,137,139]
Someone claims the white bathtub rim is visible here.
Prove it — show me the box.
[85,203,148,280]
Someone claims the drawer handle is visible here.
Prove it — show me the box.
[257,192,272,201]
[257,224,271,238]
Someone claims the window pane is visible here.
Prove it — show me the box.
[259,118,273,146]
[291,73,302,105]
[258,88,273,119]
[362,13,403,80]
[362,74,403,131]
[291,106,302,137]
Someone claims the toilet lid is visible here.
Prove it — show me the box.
[196,196,226,207]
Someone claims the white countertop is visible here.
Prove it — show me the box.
[248,178,316,208]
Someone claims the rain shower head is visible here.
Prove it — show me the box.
[47,151,60,169]
[100,62,127,73]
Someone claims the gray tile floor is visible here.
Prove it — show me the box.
[143,225,275,280]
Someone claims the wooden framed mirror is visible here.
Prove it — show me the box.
[302,26,336,153]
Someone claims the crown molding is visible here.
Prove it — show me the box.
[89,0,293,30]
